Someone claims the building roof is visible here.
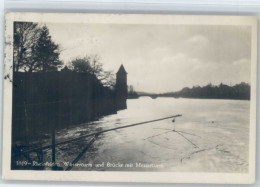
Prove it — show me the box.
[117,64,127,74]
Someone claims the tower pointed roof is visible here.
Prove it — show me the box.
[117,64,127,75]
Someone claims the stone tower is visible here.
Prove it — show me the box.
[115,64,127,110]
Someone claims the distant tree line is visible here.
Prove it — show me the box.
[159,82,250,100]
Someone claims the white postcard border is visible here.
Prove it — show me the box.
[2,12,257,184]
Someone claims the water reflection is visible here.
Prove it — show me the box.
[46,97,249,172]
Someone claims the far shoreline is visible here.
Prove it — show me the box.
[132,96,250,101]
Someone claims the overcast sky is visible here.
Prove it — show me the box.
[46,23,251,93]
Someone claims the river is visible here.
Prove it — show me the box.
[45,97,250,172]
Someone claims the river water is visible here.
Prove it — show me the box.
[46,97,250,172]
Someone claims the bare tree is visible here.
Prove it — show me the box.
[99,70,116,89]
[13,23,62,72]
[13,22,42,72]
[69,55,115,89]
[89,55,103,78]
